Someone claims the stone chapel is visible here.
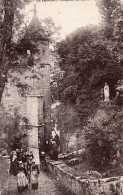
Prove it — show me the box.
[2,5,52,164]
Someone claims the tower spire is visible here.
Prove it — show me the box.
[34,4,37,16]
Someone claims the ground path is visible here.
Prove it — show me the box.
[1,158,74,195]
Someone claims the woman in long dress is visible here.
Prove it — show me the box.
[17,161,28,193]
[30,160,39,190]
[10,151,18,176]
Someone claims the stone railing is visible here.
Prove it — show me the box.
[46,159,123,195]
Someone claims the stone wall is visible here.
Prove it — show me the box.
[1,38,52,145]
[53,103,86,153]
[46,159,123,195]
[2,81,27,117]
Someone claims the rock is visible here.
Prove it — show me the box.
[111,159,117,166]
[58,154,68,159]
[85,170,102,178]
[77,149,85,156]
[66,158,81,166]
[59,149,86,160]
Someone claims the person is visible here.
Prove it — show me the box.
[19,149,24,161]
[17,161,28,193]
[52,141,58,161]
[9,151,15,175]
[27,156,33,171]
[40,151,46,170]
[22,152,27,170]
[30,160,39,190]
[10,151,14,163]
[16,149,21,161]
[10,151,18,176]
[29,151,34,159]
[12,151,17,162]
[26,151,30,162]
[27,156,33,184]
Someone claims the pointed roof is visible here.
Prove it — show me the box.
[28,4,41,30]
[24,4,48,42]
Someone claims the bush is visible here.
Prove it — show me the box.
[0,105,28,153]
[85,108,123,169]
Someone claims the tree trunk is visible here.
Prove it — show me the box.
[0,0,15,101]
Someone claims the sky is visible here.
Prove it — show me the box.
[25,0,101,39]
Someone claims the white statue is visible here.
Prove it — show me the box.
[27,49,31,56]
[104,83,110,102]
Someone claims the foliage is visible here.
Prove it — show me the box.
[0,105,28,152]
[0,0,61,101]
[10,16,61,97]
[96,0,123,65]
[0,0,28,101]
[56,103,85,152]
[56,1,123,162]
[85,106,123,168]
[57,25,122,123]
[96,0,121,27]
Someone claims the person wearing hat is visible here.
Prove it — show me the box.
[27,156,33,185]
[17,161,28,192]
[30,160,39,190]
[40,151,46,170]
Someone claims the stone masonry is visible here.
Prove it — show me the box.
[1,7,52,156]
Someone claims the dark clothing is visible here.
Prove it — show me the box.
[53,151,58,160]
[10,159,18,176]
[20,152,24,161]
[18,166,27,176]
[27,161,32,172]
[32,183,38,190]
[22,154,27,163]
[10,152,13,163]
[40,154,45,161]
[40,153,46,170]
[16,151,21,161]
[50,151,58,161]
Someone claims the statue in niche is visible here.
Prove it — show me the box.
[104,83,110,102]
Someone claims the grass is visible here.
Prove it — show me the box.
[0,157,9,192]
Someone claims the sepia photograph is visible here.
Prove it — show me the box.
[0,0,123,194]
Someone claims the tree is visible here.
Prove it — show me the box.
[0,0,61,101]
[57,25,122,123]
[0,105,28,152]
[85,107,123,169]
[0,0,27,102]
[96,0,123,66]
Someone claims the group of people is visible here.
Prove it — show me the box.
[10,149,40,193]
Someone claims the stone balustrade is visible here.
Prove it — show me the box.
[46,159,123,195]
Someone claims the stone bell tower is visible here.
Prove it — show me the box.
[24,5,52,164]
